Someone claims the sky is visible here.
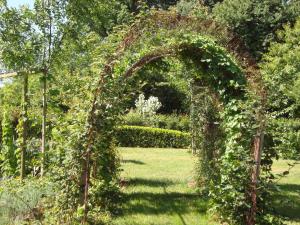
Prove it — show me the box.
[7,0,34,8]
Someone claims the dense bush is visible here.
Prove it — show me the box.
[155,114,190,131]
[121,110,145,126]
[261,18,300,161]
[0,178,54,224]
[213,0,300,59]
[121,111,190,131]
[116,125,191,148]
[1,112,17,177]
[267,119,300,160]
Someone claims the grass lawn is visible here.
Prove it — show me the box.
[272,160,300,225]
[113,147,300,225]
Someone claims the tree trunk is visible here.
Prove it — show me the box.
[20,72,29,179]
[247,131,265,225]
[83,150,91,224]
[190,80,197,155]
[41,72,47,176]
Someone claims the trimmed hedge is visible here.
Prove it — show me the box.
[116,125,191,148]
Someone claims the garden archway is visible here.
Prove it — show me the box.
[66,11,266,225]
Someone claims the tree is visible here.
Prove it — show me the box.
[33,0,67,176]
[201,0,223,8]
[261,18,300,159]
[131,0,179,11]
[0,0,67,177]
[213,0,300,58]
[261,18,300,118]
[0,3,40,179]
[66,0,131,37]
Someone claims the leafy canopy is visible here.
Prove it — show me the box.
[213,0,300,58]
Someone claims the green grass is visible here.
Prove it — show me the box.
[272,160,300,225]
[113,147,300,225]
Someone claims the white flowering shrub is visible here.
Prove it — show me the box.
[135,94,162,118]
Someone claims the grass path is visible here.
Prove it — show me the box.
[113,147,300,225]
[113,147,216,225]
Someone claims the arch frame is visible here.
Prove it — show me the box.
[61,10,267,225]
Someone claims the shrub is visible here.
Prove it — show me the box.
[135,93,162,118]
[154,114,190,131]
[0,178,55,224]
[1,111,17,177]
[267,118,300,160]
[121,111,190,132]
[121,110,145,126]
[116,125,191,148]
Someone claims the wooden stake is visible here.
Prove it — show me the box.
[247,131,264,225]
[41,72,47,176]
[20,72,28,179]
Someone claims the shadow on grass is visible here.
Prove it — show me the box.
[272,184,300,221]
[127,178,175,187]
[122,159,145,165]
[121,191,207,216]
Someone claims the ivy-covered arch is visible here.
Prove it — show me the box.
[59,11,267,225]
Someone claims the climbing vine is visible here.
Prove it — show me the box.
[52,10,273,225]
[1,110,17,177]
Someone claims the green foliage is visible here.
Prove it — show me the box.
[121,110,145,127]
[209,99,254,224]
[80,9,270,224]
[0,5,286,224]
[155,114,190,131]
[261,18,300,118]
[123,58,190,114]
[268,119,300,160]
[0,177,54,224]
[0,111,17,177]
[213,0,300,58]
[210,94,281,225]
[145,0,179,9]
[191,86,224,191]
[0,5,40,71]
[116,125,191,148]
[0,78,22,120]
[66,0,132,37]
[261,18,300,162]
[176,0,208,16]
[121,110,190,131]
[48,107,121,223]
[202,0,223,8]
[0,75,46,176]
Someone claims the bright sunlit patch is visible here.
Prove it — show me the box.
[7,0,34,8]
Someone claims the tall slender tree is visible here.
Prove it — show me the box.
[34,0,66,176]
[0,3,40,179]
[0,0,66,177]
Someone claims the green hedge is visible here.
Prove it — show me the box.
[116,125,191,148]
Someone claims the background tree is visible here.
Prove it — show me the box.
[262,18,300,118]
[66,0,132,37]
[0,0,67,177]
[0,3,40,179]
[261,18,300,159]
[32,0,67,175]
[213,0,300,58]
